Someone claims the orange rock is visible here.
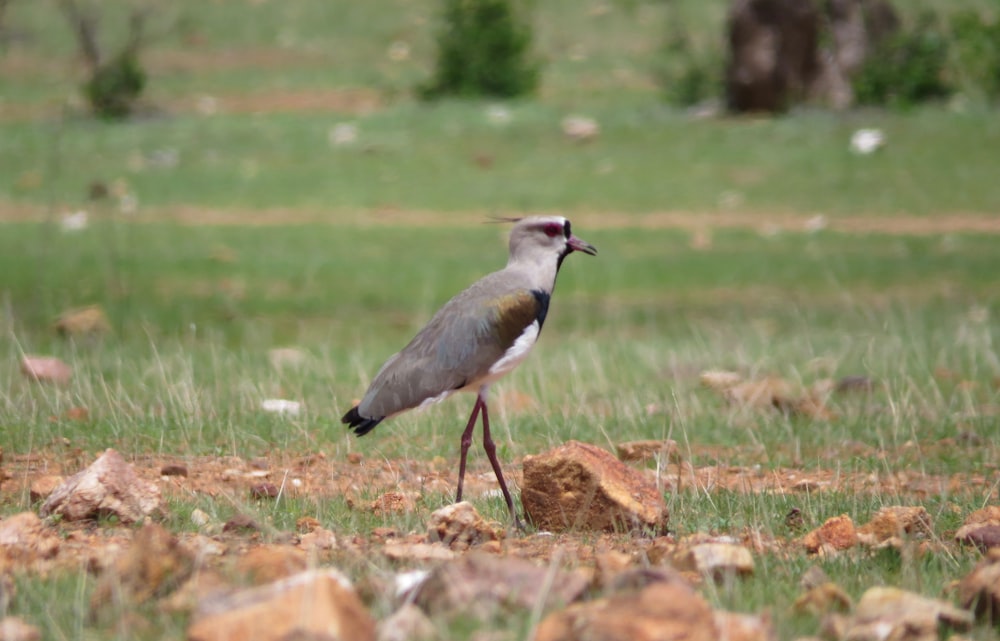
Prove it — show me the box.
[236,546,307,584]
[522,440,667,533]
[187,570,375,641]
[800,514,857,554]
[857,506,933,546]
[534,581,717,641]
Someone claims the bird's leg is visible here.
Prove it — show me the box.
[480,401,524,530]
[455,396,482,503]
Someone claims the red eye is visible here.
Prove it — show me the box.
[543,223,563,238]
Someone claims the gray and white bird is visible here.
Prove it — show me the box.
[342,216,597,526]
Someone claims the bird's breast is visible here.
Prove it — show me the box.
[486,319,540,380]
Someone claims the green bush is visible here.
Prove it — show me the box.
[84,52,146,119]
[420,0,539,99]
[949,10,1000,102]
[853,12,951,108]
[655,31,722,107]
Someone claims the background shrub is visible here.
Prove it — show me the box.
[853,11,951,108]
[948,9,1000,102]
[420,0,539,99]
[656,30,722,107]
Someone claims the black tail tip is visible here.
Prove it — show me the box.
[341,406,383,436]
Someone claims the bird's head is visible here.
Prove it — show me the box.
[504,216,597,267]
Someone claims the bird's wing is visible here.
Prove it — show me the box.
[356,284,548,420]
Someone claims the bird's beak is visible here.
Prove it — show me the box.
[568,234,598,256]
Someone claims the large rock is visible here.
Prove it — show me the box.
[725,0,822,113]
[521,441,666,533]
[188,569,375,641]
[958,548,1000,625]
[412,552,589,619]
[40,449,161,523]
[956,506,1000,551]
[534,581,717,641]
[843,586,973,641]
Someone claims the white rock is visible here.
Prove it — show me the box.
[261,399,301,416]
[60,210,89,232]
[850,128,885,154]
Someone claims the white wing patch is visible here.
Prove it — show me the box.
[418,388,455,410]
[487,320,540,378]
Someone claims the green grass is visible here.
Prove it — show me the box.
[3,105,1000,215]
[1,223,998,641]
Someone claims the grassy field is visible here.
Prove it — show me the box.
[2,0,1000,640]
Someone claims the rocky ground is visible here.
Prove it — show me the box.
[1,429,999,641]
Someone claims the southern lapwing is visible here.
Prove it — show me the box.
[342,216,597,527]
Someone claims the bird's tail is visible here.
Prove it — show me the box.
[341,406,383,436]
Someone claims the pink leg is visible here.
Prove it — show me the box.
[480,400,524,529]
[455,396,482,503]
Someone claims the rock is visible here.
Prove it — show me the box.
[534,581,717,641]
[235,546,307,584]
[521,440,666,533]
[161,568,234,613]
[725,0,821,113]
[714,611,776,641]
[28,475,64,503]
[561,115,599,141]
[615,440,679,464]
[54,305,110,337]
[957,548,1000,625]
[188,569,375,641]
[0,512,60,564]
[298,528,338,553]
[39,449,161,523]
[0,617,41,641]
[222,514,261,534]
[20,355,72,385]
[602,566,688,594]
[673,542,755,581]
[955,506,1000,551]
[259,399,301,417]
[844,586,973,641]
[413,552,589,619]
[427,502,500,549]
[160,464,188,477]
[800,514,857,554]
[91,523,194,609]
[249,483,279,500]
[834,375,875,393]
[371,491,415,515]
[191,509,212,528]
[382,542,456,563]
[591,550,634,589]
[793,582,853,615]
[376,604,436,641]
[958,524,1000,552]
[857,506,932,547]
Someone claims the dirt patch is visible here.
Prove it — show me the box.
[2,203,999,235]
[162,87,383,117]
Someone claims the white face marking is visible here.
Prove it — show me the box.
[488,320,540,378]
